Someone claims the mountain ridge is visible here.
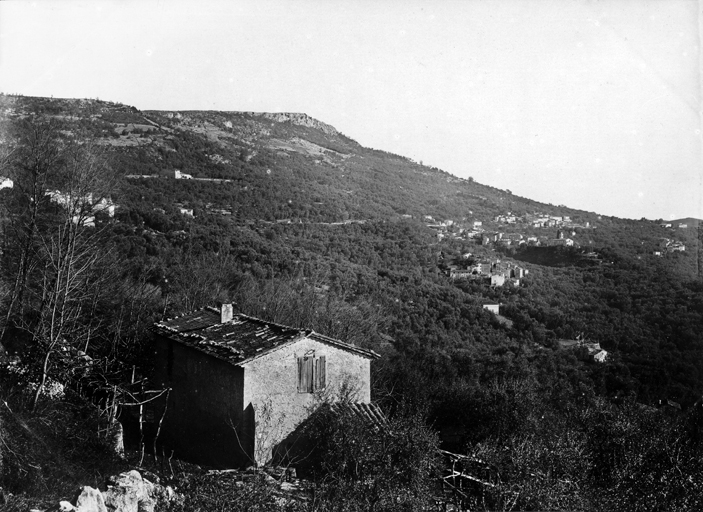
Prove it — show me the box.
[1,92,689,223]
[0,93,698,278]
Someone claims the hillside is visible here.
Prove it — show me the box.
[1,93,702,509]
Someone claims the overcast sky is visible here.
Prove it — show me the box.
[1,0,700,220]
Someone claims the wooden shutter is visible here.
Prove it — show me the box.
[298,356,314,393]
[314,356,326,391]
[305,357,314,392]
[297,356,304,392]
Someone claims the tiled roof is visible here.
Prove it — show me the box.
[330,402,390,430]
[152,307,379,366]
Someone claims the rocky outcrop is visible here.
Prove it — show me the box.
[40,471,179,512]
[240,112,339,135]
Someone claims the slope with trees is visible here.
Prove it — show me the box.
[0,93,701,510]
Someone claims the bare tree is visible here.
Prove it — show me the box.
[0,119,119,408]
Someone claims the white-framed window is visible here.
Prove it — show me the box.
[297,352,326,393]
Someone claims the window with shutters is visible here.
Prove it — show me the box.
[297,353,326,393]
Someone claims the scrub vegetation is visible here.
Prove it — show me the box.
[0,93,701,510]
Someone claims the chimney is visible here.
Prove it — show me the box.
[220,303,233,323]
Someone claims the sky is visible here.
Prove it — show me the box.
[0,0,701,220]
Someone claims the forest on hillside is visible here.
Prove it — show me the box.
[0,95,702,510]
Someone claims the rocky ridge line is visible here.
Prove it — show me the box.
[236,112,339,135]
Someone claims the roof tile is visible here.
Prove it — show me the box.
[153,307,379,365]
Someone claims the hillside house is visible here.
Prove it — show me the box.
[558,339,608,363]
[45,190,116,222]
[592,350,608,363]
[504,233,523,242]
[481,233,500,245]
[546,237,574,247]
[469,262,485,274]
[151,305,379,468]
[449,268,474,280]
[490,274,506,287]
[174,170,193,179]
[482,303,500,314]
[0,176,13,189]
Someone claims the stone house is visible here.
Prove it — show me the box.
[150,305,379,468]
[449,268,474,280]
[592,350,608,363]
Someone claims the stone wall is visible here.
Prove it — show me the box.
[243,336,371,465]
[153,335,371,468]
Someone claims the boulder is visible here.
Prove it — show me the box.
[103,471,154,512]
[47,487,107,512]
[73,486,107,512]
[44,470,179,512]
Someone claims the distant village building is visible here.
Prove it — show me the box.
[45,190,116,223]
[558,339,608,363]
[449,268,474,280]
[511,266,525,279]
[503,233,524,244]
[482,303,500,314]
[174,170,193,179]
[481,233,499,245]
[469,262,485,274]
[545,237,574,247]
[592,350,608,363]
[490,274,506,287]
